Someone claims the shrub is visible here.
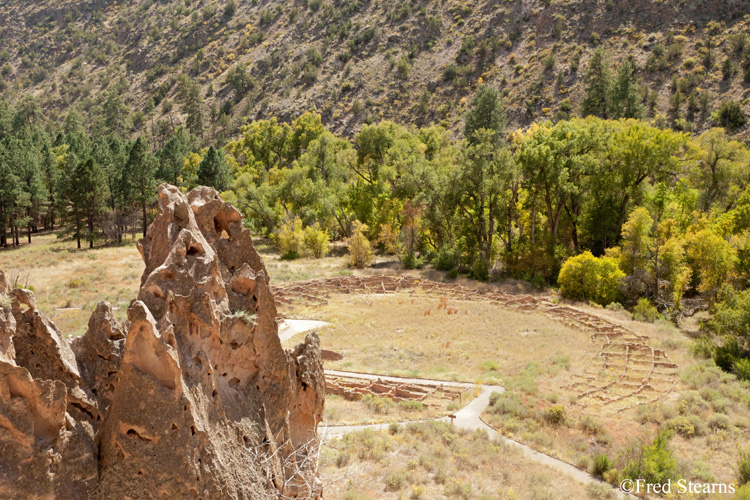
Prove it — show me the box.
[666,416,697,438]
[735,358,750,382]
[384,469,407,491]
[544,405,566,426]
[361,394,395,414]
[558,252,624,306]
[621,429,678,484]
[303,226,330,258]
[469,257,489,281]
[348,221,373,268]
[592,453,613,477]
[739,446,750,485]
[278,218,304,259]
[433,245,460,271]
[632,298,659,322]
[579,415,605,435]
[444,479,472,499]
[708,413,731,432]
[713,100,747,131]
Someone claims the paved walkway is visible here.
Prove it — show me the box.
[278,319,330,342]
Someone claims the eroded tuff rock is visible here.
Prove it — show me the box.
[0,185,326,499]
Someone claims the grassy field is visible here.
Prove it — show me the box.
[0,233,355,335]
[285,293,588,384]
[0,232,144,335]
[319,420,612,500]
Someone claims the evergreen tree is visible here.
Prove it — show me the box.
[9,138,49,243]
[68,158,108,248]
[177,76,204,141]
[124,137,157,237]
[0,143,20,247]
[197,146,231,191]
[157,127,195,186]
[581,49,613,118]
[463,85,504,145]
[610,60,644,119]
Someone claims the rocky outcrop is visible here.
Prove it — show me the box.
[0,184,325,499]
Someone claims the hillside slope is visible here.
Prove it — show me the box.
[1,0,749,139]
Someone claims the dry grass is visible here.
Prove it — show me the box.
[289,292,589,384]
[0,232,144,335]
[320,420,599,500]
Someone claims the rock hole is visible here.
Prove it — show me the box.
[191,426,196,436]
[229,378,240,389]
[171,423,178,431]
[214,215,230,240]
[91,388,98,394]
[192,356,202,366]
[108,384,115,392]
[243,436,251,447]
[186,244,203,257]
[212,389,218,399]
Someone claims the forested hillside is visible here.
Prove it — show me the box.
[1,0,750,142]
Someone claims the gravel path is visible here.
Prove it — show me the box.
[321,371,634,499]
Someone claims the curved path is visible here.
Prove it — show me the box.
[281,322,635,499]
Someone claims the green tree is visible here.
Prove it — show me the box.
[68,158,108,248]
[177,76,205,140]
[124,137,157,237]
[0,143,20,247]
[463,85,504,145]
[197,146,232,191]
[609,59,643,119]
[450,129,516,267]
[581,49,612,118]
[157,127,196,186]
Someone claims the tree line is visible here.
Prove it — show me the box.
[2,61,750,377]
[0,97,230,249]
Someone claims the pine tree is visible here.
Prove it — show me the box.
[581,48,613,119]
[610,60,644,119]
[68,158,108,248]
[124,137,157,237]
[177,76,204,141]
[0,143,20,247]
[463,85,504,145]
[197,146,231,191]
[157,127,195,186]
